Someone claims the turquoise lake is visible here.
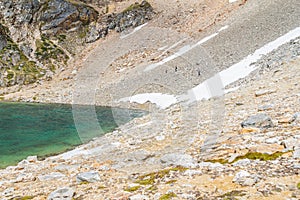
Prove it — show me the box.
[0,102,146,168]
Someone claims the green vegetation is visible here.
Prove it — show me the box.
[297,182,300,190]
[0,37,45,86]
[79,181,89,185]
[165,179,177,184]
[206,151,290,164]
[159,192,177,200]
[78,26,89,39]
[56,34,67,42]
[123,1,151,13]
[13,196,34,200]
[135,167,187,185]
[124,185,141,192]
[217,190,246,200]
[35,36,68,61]
[98,185,107,189]
[147,185,158,191]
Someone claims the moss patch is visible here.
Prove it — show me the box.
[123,1,152,13]
[0,37,45,87]
[13,196,34,200]
[206,151,289,164]
[79,181,89,185]
[35,36,68,61]
[218,190,246,200]
[159,192,177,200]
[165,179,177,184]
[297,182,300,190]
[124,185,141,192]
[135,167,187,185]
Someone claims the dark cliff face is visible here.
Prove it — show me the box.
[0,0,154,88]
[38,0,98,35]
[0,0,100,87]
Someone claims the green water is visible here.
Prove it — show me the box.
[0,102,146,168]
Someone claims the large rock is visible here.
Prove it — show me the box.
[47,187,75,200]
[76,171,101,183]
[241,113,273,128]
[160,153,197,168]
[293,147,300,159]
[233,170,259,186]
[38,0,98,35]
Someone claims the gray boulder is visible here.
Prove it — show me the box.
[241,113,273,128]
[160,153,197,168]
[233,170,259,186]
[293,147,300,159]
[76,171,101,183]
[47,187,74,200]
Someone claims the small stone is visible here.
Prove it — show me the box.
[38,172,66,181]
[26,156,38,163]
[2,187,14,197]
[241,113,273,128]
[278,114,297,124]
[199,162,224,170]
[76,171,101,183]
[293,164,300,169]
[47,187,75,200]
[255,89,276,97]
[293,147,300,159]
[155,135,165,141]
[233,159,251,167]
[129,194,149,200]
[183,170,202,176]
[240,127,260,134]
[258,104,274,111]
[233,170,258,186]
[265,137,280,144]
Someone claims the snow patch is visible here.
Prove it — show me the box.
[120,23,148,39]
[183,26,300,102]
[119,93,177,109]
[144,25,229,72]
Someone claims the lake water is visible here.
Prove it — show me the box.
[0,102,146,168]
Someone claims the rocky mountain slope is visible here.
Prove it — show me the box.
[0,0,154,88]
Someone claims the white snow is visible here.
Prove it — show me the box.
[119,26,300,109]
[156,38,187,59]
[229,0,238,3]
[120,23,148,39]
[119,93,177,109]
[144,25,229,72]
[184,26,300,103]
